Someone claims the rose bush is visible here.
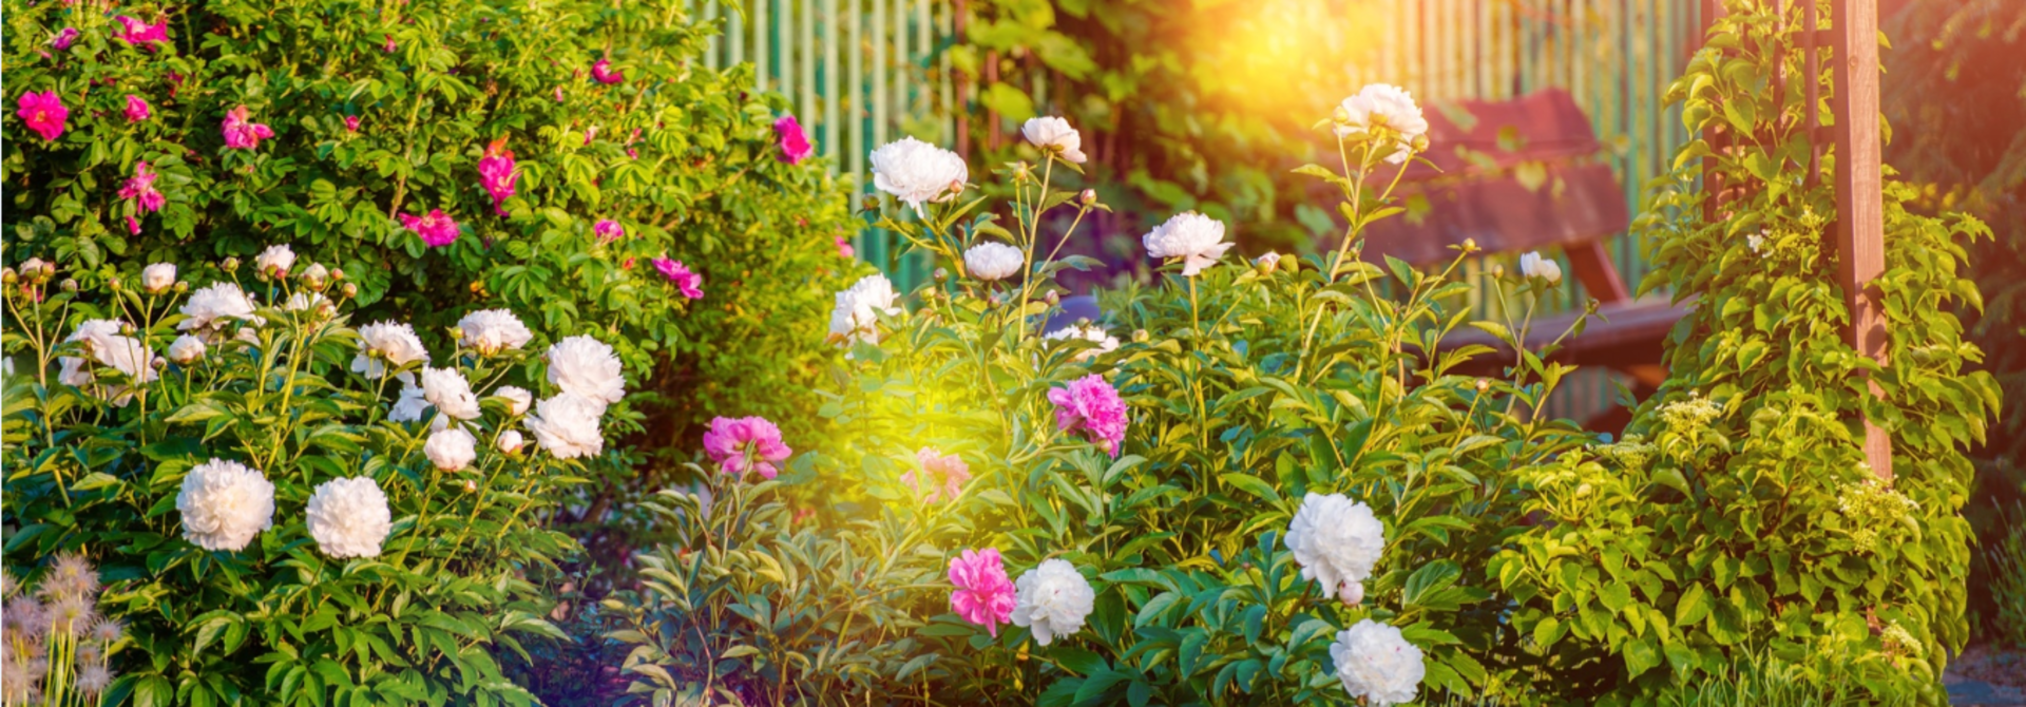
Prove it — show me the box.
[1,251,622,704]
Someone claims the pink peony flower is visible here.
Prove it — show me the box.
[399,209,461,248]
[125,95,151,122]
[591,58,624,85]
[221,105,274,149]
[901,447,971,503]
[836,237,855,259]
[593,219,625,243]
[383,34,396,53]
[773,115,813,165]
[702,416,791,479]
[948,548,1017,637]
[114,16,170,51]
[344,115,360,132]
[1048,374,1129,456]
[51,27,80,50]
[120,161,166,214]
[652,257,703,299]
[477,138,518,216]
[17,91,68,142]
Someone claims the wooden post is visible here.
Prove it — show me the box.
[953,0,970,159]
[1830,0,1893,482]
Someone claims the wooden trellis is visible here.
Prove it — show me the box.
[1700,0,1891,480]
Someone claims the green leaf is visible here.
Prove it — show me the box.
[1675,584,1711,627]
[1218,473,1279,503]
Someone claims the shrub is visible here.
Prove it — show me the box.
[1,255,619,704]
[1488,1,2001,702]
[606,96,1603,705]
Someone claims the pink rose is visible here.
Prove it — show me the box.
[16,91,68,142]
[125,95,151,122]
[119,161,166,214]
[652,257,704,300]
[591,58,625,85]
[836,237,855,259]
[477,138,518,216]
[113,16,170,51]
[221,105,274,149]
[344,115,360,132]
[50,28,80,51]
[383,34,396,53]
[773,115,813,165]
[399,209,461,248]
[593,219,625,243]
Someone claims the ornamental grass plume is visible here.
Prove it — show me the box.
[1048,374,1128,456]
[305,476,393,559]
[902,447,972,502]
[1011,559,1095,646]
[175,458,275,552]
[948,548,1016,636]
[2,555,126,707]
[1285,493,1387,605]
[17,90,69,142]
[1330,619,1425,707]
[702,416,792,479]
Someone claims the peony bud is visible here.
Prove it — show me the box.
[151,356,168,371]
[1338,581,1365,605]
[120,322,136,336]
[340,282,358,299]
[497,429,525,454]
[1475,378,1490,393]
[221,257,241,273]
[108,278,123,292]
[463,479,478,493]
[2,268,15,284]
[932,267,948,283]
[302,263,330,291]
[61,278,78,293]
[1411,134,1431,153]
[1079,189,1097,206]
[330,267,346,281]
[1133,329,1150,343]
[1044,290,1060,306]
[1462,237,1479,254]
[142,263,177,293]
[1255,251,1281,275]
[862,195,880,211]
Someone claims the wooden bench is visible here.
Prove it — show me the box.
[1360,88,1689,391]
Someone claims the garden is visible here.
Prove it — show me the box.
[2,0,2021,706]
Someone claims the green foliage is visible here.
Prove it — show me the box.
[607,109,1602,704]
[1489,1,2001,702]
[1,0,861,453]
[2,270,599,704]
[1977,502,2026,647]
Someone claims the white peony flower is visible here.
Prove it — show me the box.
[457,309,534,355]
[305,476,393,559]
[526,392,606,459]
[424,426,478,471]
[351,321,431,379]
[58,320,123,387]
[167,335,207,365]
[497,429,525,454]
[178,283,261,336]
[827,274,902,348]
[141,263,177,293]
[1334,84,1430,164]
[495,385,533,417]
[254,244,296,276]
[1011,559,1095,646]
[546,336,625,406]
[176,458,275,552]
[964,241,1025,282]
[1330,619,1425,707]
[421,366,482,421]
[1043,324,1120,362]
[388,372,432,423]
[870,136,969,215]
[1519,251,1563,285]
[1021,116,1087,164]
[1285,493,1386,602]
[1143,212,1234,277]
[285,291,328,314]
[60,320,156,404]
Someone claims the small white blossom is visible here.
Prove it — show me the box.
[167,335,207,365]
[1330,620,1425,707]
[1335,84,1430,164]
[497,430,525,454]
[424,427,478,471]
[964,241,1025,281]
[457,309,534,355]
[388,372,431,423]
[421,366,482,421]
[1044,324,1120,362]
[1011,559,1095,646]
[60,320,156,405]
[1143,212,1234,277]
[546,336,625,406]
[178,283,262,336]
[254,244,296,276]
[526,392,606,459]
[870,136,969,215]
[176,458,275,552]
[141,263,177,293]
[305,476,392,559]
[351,321,430,379]
[828,274,902,348]
[1748,230,1767,253]
[1285,493,1386,602]
[285,291,329,315]
[1020,116,1087,164]
[495,385,533,417]
[1519,251,1563,285]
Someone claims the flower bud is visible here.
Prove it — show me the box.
[498,430,525,454]
[1079,189,1097,206]
[1411,134,1431,153]
[1012,161,1033,183]
[221,257,240,273]
[862,195,880,211]
[1133,329,1149,343]
[61,278,78,293]
[1462,238,1479,254]
[340,282,358,299]
[1489,263,1505,278]
[1,268,15,284]
[330,267,346,281]
[1254,251,1281,275]
[1333,105,1352,125]
[302,263,330,291]
[151,356,168,371]
[109,278,124,292]
[463,479,478,493]
[1044,290,1060,307]
[1475,378,1490,393]
[120,322,136,336]
[932,267,949,283]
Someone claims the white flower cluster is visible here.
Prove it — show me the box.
[1519,251,1563,285]
[178,282,262,341]
[1021,117,1087,164]
[964,241,1025,282]
[141,262,178,292]
[1143,212,1234,277]
[1285,492,1386,606]
[1331,619,1426,706]
[351,321,430,379]
[871,137,969,215]
[59,319,158,406]
[1335,83,1430,164]
[1043,324,1119,362]
[254,244,296,277]
[458,309,534,355]
[305,476,393,558]
[827,274,902,348]
[1011,559,1095,646]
